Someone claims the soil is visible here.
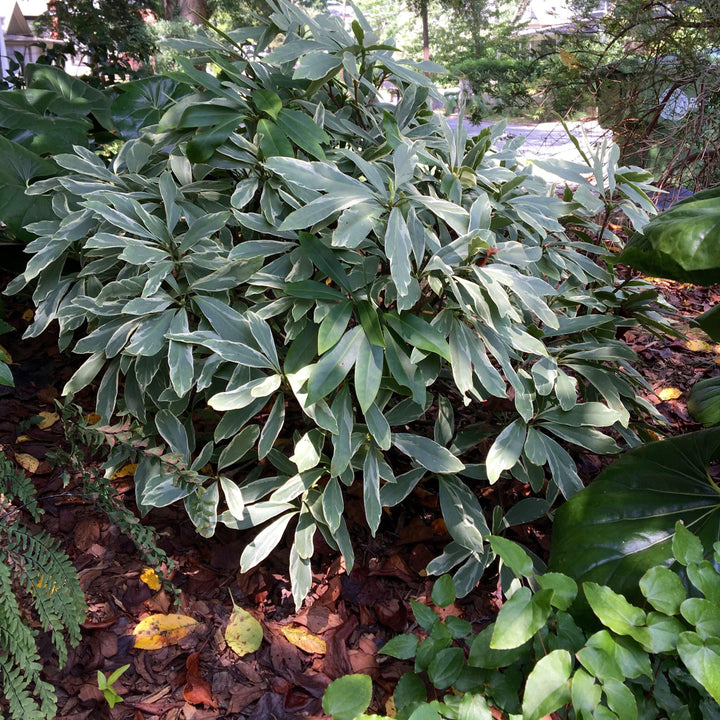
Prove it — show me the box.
[2,270,720,720]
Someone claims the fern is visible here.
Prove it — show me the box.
[0,453,85,720]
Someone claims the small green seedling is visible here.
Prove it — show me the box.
[97,664,130,708]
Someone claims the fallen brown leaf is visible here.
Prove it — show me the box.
[184,652,218,708]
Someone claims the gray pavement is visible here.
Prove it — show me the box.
[444,115,612,163]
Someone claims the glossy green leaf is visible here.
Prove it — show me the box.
[322,674,373,720]
[550,429,720,601]
[258,117,293,158]
[258,394,285,460]
[618,187,720,285]
[488,535,534,579]
[318,301,353,354]
[218,425,260,470]
[583,582,652,647]
[240,511,297,572]
[428,647,465,690]
[677,632,720,704]
[355,336,384,413]
[0,135,56,238]
[392,433,464,474]
[521,649,572,720]
[688,377,720,427]
[639,566,686,615]
[381,633,419,659]
[486,420,526,484]
[431,575,456,608]
[490,588,553,650]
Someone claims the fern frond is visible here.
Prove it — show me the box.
[0,661,51,720]
[0,454,40,522]
[0,560,42,674]
[5,524,86,665]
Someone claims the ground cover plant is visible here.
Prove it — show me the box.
[323,523,720,720]
[4,0,676,610]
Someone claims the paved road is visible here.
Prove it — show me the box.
[444,116,612,164]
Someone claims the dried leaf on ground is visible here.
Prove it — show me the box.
[225,596,263,657]
[658,387,683,401]
[15,452,40,473]
[140,568,162,591]
[133,614,199,650]
[184,652,218,708]
[281,625,327,655]
[112,463,138,479]
[37,411,59,429]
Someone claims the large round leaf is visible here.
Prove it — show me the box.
[550,428,720,600]
[617,187,720,285]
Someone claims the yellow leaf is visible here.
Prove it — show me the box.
[22,309,34,322]
[84,413,101,425]
[658,387,682,401]
[686,339,712,353]
[37,411,59,430]
[225,596,263,657]
[385,695,397,718]
[112,463,138,480]
[16,435,31,443]
[281,625,326,654]
[133,614,199,650]
[558,48,583,69]
[15,453,40,474]
[140,568,162,592]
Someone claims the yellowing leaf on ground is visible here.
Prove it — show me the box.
[112,463,138,480]
[16,435,31,443]
[281,625,326,655]
[22,309,34,322]
[140,568,162,591]
[225,596,263,657]
[658,387,682,401]
[84,413,101,425]
[15,453,40,474]
[37,411,59,430]
[686,339,712,353]
[133,614,199,650]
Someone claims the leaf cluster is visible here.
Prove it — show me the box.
[6,0,673,607]
[325,523,720,720]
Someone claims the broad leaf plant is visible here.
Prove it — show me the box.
[6,0,671,605]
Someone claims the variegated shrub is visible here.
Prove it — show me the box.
[7,0,670,605]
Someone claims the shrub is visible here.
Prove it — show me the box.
[324,524,720,720]
[7,0,672,605]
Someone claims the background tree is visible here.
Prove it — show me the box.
[34,0,158,84]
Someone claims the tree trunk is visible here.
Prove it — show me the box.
[420,0,429,62]
[166,0,208,23]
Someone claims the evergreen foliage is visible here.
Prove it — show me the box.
[0,453,86,720]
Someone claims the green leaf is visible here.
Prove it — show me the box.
[486,420,527,484]
[412,599,441,632]
[364,404,391,451]
[258,394,285,460]
[384,313,451,362]
[583,582,652,647]
[537,573,578,611]
[550,429,720,601]
[488,535,534,578]
[240,511,297,572]
[681,599,720,640]
[468,624,530,668]
[431,575,456,608]
[428,647,465,690]
[258,117,293,158]
[253,88,283,119]
[298,232,352,292]
[603,677,637,720]
[355,338,384,414]
[639,566,687,615]
[490,588,553,650]
[155,409,190,463]
[294,52,342,81]
[0,135,56,238]
[688,377,720,427]
[677,632,720,704]
[618,187,720,285]
[394,672,427,710]
[318,301,353,354]
[521,649,572,720]
[381,633,419,659]
[392,433,464,474]
[386,207,414,298]
[322,674,373,720]
[307,326,364,406]
[218,425,260,470]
